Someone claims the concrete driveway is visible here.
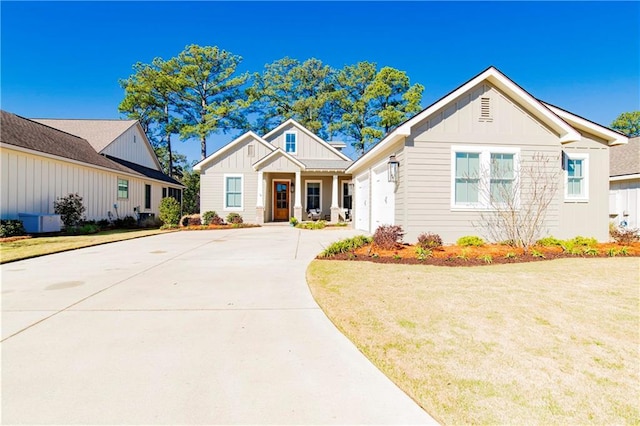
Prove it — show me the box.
[2,226,438,424]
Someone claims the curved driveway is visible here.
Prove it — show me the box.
[2,226,437,424]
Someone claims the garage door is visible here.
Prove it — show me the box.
[355,173,369,232]
[371,163,395,230]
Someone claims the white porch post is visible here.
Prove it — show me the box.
[294,170,302,220]
[330,174,340,223]
[256,171,264,224]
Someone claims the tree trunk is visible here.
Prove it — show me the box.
[165,104,173,178]
[201,136,206,160]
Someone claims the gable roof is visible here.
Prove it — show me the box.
[610,136,640,178]
[32,118,138,152]
[347,66,583,174]
[252,148,306,171]
[543,102,628,146]
[262,118,352,161]
[1,110,183,187]
[193,131,274,171]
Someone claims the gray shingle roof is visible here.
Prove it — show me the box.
[610,137,640,177]
[32,118,138,152]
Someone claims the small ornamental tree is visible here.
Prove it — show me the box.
[159,197,181,225]
[54,193,86,228]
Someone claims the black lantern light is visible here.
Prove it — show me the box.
[388,154,399,182]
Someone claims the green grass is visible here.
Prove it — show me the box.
[307,258,640,425]
[0,229,170,263]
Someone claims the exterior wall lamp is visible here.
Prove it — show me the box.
[290,182,295,193]
[388,155,399,183]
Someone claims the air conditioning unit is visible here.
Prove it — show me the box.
[18,213,62,233]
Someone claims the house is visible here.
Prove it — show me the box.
[194,119,353,223]
[610,136,639,228]
[0,110,183,224]
[345,66,628,243]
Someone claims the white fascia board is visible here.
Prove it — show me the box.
[263,118,352,161]
[252,148,306,171]
[610,173,640,182]
[544,103,628,146]
[193,131,274,171]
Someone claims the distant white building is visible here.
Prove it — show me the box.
[610,136,640,229]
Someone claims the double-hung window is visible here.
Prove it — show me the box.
[224,174,243,210]
[306,181,321,210]
[285,131,297,154]
[564,152,588,201]
[451,147,519,209]
[118,178,129,199]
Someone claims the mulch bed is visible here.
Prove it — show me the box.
[0,236,32,243]
[319,242,640,267]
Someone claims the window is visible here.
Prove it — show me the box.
[145,184,151,209]
[343,182,353,210]
[451,147,519,209]
[564,152,589,201]
[285,131,297,154]
[168,187,182,203]
[118,178,129,199]
[133,135,137,143]
[162,187,167,198]
[247,144,255,157]
[306,181,321,210]
[224,174,243,209]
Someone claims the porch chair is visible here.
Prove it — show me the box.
[306,208,322,221]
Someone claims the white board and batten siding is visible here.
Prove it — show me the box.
[610,179,640,229]
[265,123,345,160]
[199,136,272,221]
[101,125,159,170]
[1,147,168,221]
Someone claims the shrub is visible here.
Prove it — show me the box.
[226,212,243,224]
[289,217,299,226]
[140,216,163,228]
[297,220,326,230]
[159,197,181,226]
[54,193,86,228]
[319,235,372,258]
[478,254,493,264]
[610,227,640,245]
[114,215,137,229]
[536,236,564,247]
[373,225,405,250]
[583,247,599,256]
[569,236,598,247]
[181,214,201,227]
[0,219,26,238]
[417,232,442,249]
[415,246,433,260]
[202,211,217,226]
[65,223,100,235]
[97,219,111,230]
[457,235,485,247]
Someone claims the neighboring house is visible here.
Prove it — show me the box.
[194,119,353,223]
[346,66,627,243]
[0,110,183,223]
[610,136,639,228]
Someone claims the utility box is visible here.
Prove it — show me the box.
[18,213,62,233]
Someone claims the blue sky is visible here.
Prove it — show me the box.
[2,1,639,164]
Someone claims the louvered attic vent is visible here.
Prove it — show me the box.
[480,97,492,122]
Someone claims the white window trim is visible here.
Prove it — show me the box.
[305,180,322,212]
[284,131,298,155]
[223,173,244,211]
[564,152,589,202]
[450,146,520,211]
[117,178,129,200]
[341,180,353,209]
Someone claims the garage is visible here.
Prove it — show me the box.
[355,172,370,232]
[370,162,395,230]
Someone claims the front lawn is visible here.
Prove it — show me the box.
[0,229,170,263]
[307,258,640,424]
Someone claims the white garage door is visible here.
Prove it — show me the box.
[355,173,370,232]
[371,163,395,230]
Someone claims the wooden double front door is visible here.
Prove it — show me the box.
[273,181,290,221]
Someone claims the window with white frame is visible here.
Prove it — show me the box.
[306,181,321,210]
[564,152,588,201]
[118,178,129,199]
[224,174,243,209]
[451,147,519,209]
[285,131,297,154]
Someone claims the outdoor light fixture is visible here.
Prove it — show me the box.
[388,155,399,182]
[290,182,295,193]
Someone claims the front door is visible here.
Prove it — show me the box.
[273,181,290,221]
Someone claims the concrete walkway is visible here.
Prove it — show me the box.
[2,226,438,424]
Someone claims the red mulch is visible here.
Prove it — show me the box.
[319,242,640,267]
[0,236,32,243]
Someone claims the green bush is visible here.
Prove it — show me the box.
[65,223,100,235]
[0,219,26,238]
[97,219,111,230]
[226,212,243,224]
[140,216,163,228]
[536,236,563,247]
[289,217,299,226]
[457,235,485,247]
[415,246,433,261]
[159,197,181,226]
[114,215,137,229]
[319,235,372,258]
[202,211,218,225]
[296,220,326,230]
[54,193,86,228]
[417,232,442,249]
[373,225,405,249]
[569,236,598,247]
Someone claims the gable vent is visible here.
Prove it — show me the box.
[247,144,255,157]
[480,97,493,122]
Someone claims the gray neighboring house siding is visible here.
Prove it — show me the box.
[347,67,627,243]
[609,136,640,228]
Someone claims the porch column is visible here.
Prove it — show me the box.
[256,171,264,224]
[330,174,340,223]
[294,170,302,221]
